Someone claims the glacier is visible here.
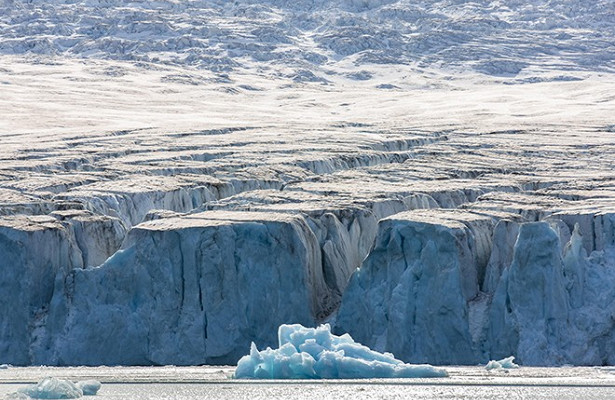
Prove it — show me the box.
[336,213,615,366]
[0,0,615,368]
[41,211,327,365]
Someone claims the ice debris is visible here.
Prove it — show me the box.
[74,381,101,396]
[485,356,519,370]
[234,324,448,379]
[14,377,101,399]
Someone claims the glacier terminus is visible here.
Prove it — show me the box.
[0,0,614,368]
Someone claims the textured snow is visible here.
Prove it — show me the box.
[0,0,614,368]
[234,324,447,379]
[1,0,613,78]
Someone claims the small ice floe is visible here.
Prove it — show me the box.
[0,364,11,369]
[13,377,101,399]
[75,381,101,396]
[234,323,448,379]
[485,356,519,370]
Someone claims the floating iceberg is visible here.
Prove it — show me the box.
[17,378,82,399]
[15,377,101,399]
[75,381,101,396]
[485,356,519,370]
[234,324,448,379]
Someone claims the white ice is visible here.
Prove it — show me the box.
[14,378,101,399]
[485,356,519,370]
[234,324,448,379]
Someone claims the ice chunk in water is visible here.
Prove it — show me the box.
[486,356,519,370]
[17,377,83,399]
[234,324,448,379]
[14,378,102,399]
[75,381,101,396]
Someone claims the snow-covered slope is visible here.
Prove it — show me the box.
[2,0,614,78]
[0,0,614,366]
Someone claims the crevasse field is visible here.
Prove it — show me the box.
[1,0,615,397]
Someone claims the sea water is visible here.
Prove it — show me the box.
[2,366,615,399]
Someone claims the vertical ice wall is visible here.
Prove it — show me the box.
[39,211,329,365]
[0,216,83,365]
[336,210,496,364]
[487,222,569,364]
[336,209,615,365]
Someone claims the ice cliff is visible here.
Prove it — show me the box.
[337,211,615,366]
[2,127,615,366]
[40,211,328,365]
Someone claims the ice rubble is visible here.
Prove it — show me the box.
[234,324,447,379]
[14,377,101,399]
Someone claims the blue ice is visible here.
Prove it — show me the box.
[234,324,448,379]
[15,377,101,399]
[75,381,101,396]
